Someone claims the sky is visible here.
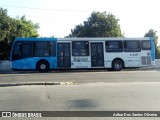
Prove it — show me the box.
[0,0,160,44]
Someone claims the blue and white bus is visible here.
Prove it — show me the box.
[10,37,155,72]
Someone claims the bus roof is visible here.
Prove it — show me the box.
[57,37,152,41]
[14,37,153,42]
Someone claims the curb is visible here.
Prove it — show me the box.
[0,82,75,87]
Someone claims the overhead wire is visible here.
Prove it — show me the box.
[0,5,91,18]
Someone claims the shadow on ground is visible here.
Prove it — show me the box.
[68,99,97,109]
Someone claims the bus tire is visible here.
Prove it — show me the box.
[112,59,124,71]
[36,60,50,72]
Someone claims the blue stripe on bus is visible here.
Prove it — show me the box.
[11,57,57,70]
[149,37,156,61]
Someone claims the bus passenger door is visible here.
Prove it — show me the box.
[57,43,71,69]
[91,43,104,67]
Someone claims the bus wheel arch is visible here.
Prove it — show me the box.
[36,59,50,72]
[112,58,124,71]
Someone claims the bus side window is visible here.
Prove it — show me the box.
[141,40,151,50]
[124,41,141,52]
[34,42,51,57]
[72,41,89,56]
[13,43,21,55]
[21,42,32,58]
[105,41,123,52]
[12,42,22,60]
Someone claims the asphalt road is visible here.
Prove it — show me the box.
[1,82,160,111]
[0,82,160,120]
[0,70,160,84]
[1,70,160,120]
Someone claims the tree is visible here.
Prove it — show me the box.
[144,29,160,59]
[0,8,11,42]
[7,16,39,43]
[50,35,55,38]
[0,8,39,60]
[68,11,123,37]
[144,29,158,46]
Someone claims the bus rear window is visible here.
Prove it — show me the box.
[141,40,151,50]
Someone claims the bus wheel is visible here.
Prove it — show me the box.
[112,59,124,71]
[36,61,49,72]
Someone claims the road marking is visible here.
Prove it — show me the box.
[0,82,76,87]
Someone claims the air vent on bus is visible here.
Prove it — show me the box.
[141,56,151,65]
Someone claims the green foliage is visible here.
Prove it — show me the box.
[0,8,11,42]
[68,11,123,37]
[0,8,39,60]
[144,29,160,59]
[50,35,55,38]
[0,41,10,60]
[144,29,158,46]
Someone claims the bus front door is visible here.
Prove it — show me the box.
[57,43,71,69]
[91,43,104,67]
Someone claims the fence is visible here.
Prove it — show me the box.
[0,60,11,71]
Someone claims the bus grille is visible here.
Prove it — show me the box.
[141,56,151,65]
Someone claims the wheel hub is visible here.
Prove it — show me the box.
[115,63,121,69]
[40,64,46,70]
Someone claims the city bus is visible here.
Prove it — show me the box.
[10,37,155,72]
